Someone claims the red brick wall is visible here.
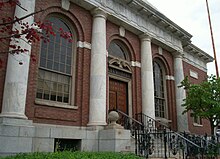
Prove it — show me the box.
[183,61,211,135]
[25,0,92,126]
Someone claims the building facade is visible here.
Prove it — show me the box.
[0,0,213,156]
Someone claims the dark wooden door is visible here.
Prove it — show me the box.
[109,78,128,114]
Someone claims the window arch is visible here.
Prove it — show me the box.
[108,40,130,61]
[36,16,76,105]
[153,61,166,118]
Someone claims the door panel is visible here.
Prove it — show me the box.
[109,78,128,114]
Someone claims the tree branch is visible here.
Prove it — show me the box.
[0,32,26,39]
[0,9,44,26]
[15,0,27,11]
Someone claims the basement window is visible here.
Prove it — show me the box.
[54,139,81,152]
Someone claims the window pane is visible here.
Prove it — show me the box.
[59,64,65,73]
[64,84,69,93]
[37,79,44,89]
[47,52,53,60]
[60,55,66,63]
[54,53,59,62]
[57,93,63,102]
[36,89,43,99]
[66,56,71,65]
[53,62,59,71]
[44,81,50,90]
[66,65,71,75]
[41,48,47,58]
[63,94,69,103]
[47,60,53,69]
[43,90,50,100]
[40,58,46,67]
[58,84,63,92]
[51,92,56,101]
[55,44,60,53]
[108,41,128,60]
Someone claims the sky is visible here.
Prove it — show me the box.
[146,0,220,76]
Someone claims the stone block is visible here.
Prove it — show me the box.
[50,127,85,139]
[35,125,51,138]
[0,136,32,155]
[99,129,130,140]
[19,126,34,137]
[32,138,54,152]
[0,125,19,137]
[81,139,99,152]
[99,140,115,151]
[86,129,99,140]
[98,129,132,152]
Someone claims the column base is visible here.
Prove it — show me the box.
[87,121,107,126]
[0,117,32,126]
[87,121,107,130]
[0,112,28,120]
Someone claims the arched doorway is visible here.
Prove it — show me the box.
[108,40,132,116]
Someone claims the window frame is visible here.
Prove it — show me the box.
[153,60,168,119]
[192,112,203,126]
[35,14,77,109]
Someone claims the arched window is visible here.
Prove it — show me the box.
[153,61,166,118]
[36,16,75,104]
[108,40,129,61]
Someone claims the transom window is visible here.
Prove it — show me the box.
[108,41,129,60]
[153,61,166,118]
[36,17,73,104]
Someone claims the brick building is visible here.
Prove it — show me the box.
[0,0,213,156]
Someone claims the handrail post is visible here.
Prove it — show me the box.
[164,128,167,159]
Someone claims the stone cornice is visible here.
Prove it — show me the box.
[126,0,192,41]
[183,43,214,63]
[70,0,184,51]
[70,0,213,63]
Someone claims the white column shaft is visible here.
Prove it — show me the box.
[88,9,107,126]
[0,0,36,119]
[174,55,189,132]
[140,36,155,119]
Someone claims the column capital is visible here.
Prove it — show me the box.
[173,50,184,59]
[139,33,151,42]
[91,8,107,19]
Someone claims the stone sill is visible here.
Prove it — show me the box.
[193,123,203,127]
[35,99,78,110]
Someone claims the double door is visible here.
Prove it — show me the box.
[109,78,128,115]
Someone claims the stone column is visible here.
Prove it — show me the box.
[88,9,107,126]
[0,0,36,119]
[174,53,189,132]
[140,34,155,119]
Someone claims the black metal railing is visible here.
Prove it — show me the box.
[116,110,219,159]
